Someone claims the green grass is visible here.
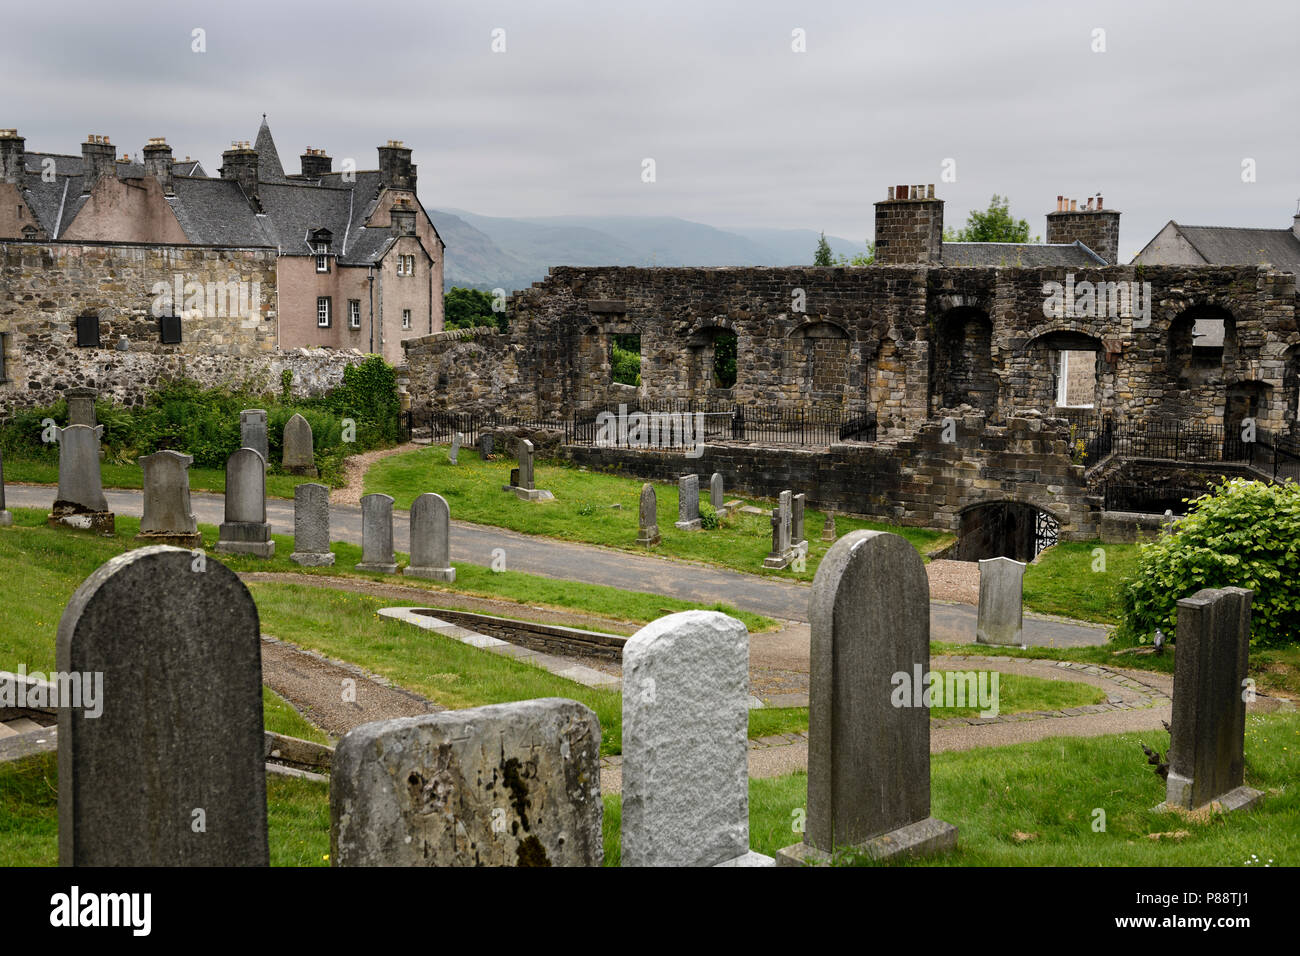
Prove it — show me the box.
[263,687,330,745]
[364,445,951,584]
[0,751,331,867]
[1024,541,1142,625]
[3,456,319,499]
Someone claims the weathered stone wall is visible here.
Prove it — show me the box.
[561,411,1101,540]
[407,263,1300,435]
[0,240,365,412]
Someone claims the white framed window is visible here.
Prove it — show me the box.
[349,299,361,329]
[396,254,415,276]
[314,242,330,273]
[402,309,411,330]
[1055,350,1095,408]
[317,296,331,327]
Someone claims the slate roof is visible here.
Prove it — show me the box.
[1175,224,1300,274]
[253,117,288,184]
[942,240,1106,267]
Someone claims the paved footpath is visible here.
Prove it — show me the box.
[6,484,1107,647]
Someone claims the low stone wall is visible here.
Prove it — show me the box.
[561,411,1102,539]
[1099,511,1173,544]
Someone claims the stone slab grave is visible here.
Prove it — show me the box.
[0,447,12,526]
[636,482,661,546]
[622,610,773,867]
[777,530,957,865]
[674,474,702,530]
[215,448,275,558]
[281,413,317,477]
[976,556,1026,646]
[355,492,398,573]
[762,490,796,569]
[57,546,268,865]
[331,698,603,866]
[405,492,455,581]
[792,492,808,552]
[1161,587,1263,814]
[502,438,554,501]
[240,409,269,468]
[47,424,115,535]
[135,450,201,548]
[291,482,335,566]
[449,431,462,464]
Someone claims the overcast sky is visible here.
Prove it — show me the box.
[9,0,1299,260]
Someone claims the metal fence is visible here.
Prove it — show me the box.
[1069,415,1253,465]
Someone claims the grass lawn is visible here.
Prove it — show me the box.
[4,456,322,499]
[364,445,952,584]
[1024,540,1142,625]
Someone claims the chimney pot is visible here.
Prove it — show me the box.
[887,186,894,200]
[927,184,935,198]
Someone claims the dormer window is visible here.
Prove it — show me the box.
[21,226,37,240]
[309,228,333,273]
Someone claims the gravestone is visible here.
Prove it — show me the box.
[822,510,837,542]
[0,448,11,526]
[66,386,98,427]
[976,556,1026,646]
[674,474,702,531]
[135,450,201,548]
[215,448,274,558]
[777,530,957,865]
[331,699,603,866]
[290,482,335,566]
[501,438,553,501]
[281,413,317,477]
[636,483,661,546]
[762,491,795,569]
[792,493,808,552]
[479,433,494,459]
[240,409,269,467]
[355,493,398,573]
[709,473,725,511]
[1163,587,1262,813]
[449,432,462,465]
[57,546,268,865]
[622,611,772,867]
[47,424,115,535]
[405,492,455,582]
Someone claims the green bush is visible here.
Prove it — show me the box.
[1120,477,1300,646]
[699,503,719,530]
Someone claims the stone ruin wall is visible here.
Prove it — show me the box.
[405,263,1300,436]
[0,240,367,414]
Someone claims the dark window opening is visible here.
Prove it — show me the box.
[0,333,7,382]
[158,315,182,345]
[76,313,101,348]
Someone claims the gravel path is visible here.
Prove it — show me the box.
[333,442,422,507]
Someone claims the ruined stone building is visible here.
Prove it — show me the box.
[0,117,445,392]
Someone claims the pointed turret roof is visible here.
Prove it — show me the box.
[253,113,287,183]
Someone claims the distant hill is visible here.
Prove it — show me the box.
[427,209,864,292]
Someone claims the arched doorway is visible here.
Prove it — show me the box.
[950,501,1060,562]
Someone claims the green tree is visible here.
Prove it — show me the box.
[946,195,1038,243]
[813,231,834,266]
[833,241,874,267]
[443,287,505,331]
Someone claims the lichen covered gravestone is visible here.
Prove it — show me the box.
[636,483,661,546]
[331,699,603,866]
[57,547,268,865]
[240,409,269,467]
[762,491,795,569]
[405,492,455,581]
[47,424,115,535]
[792,493,808,552]
[674,474,701,531]
[1163,587,1262,814]
[66,387,98,427]
[976,556,1025,646]
[622,611,772,867]
[135,450,201,548]
[355,493,398,573]
[215,448,274,558]
[290,482,335,566]
[281,413,317,477]
[777,530,957,865]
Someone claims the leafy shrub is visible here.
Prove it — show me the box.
[1120,477,1300,646]
[699,503,719,530]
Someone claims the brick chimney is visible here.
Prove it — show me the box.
[1046,194,1121,265]
[390,197,417,237]
[142,137,174,195]
[377,139,416,192]
[0,129,24,186]
[220,141,260,209]
[300,147,332,178]
[80,135,116,191]
[873,183,943,266]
